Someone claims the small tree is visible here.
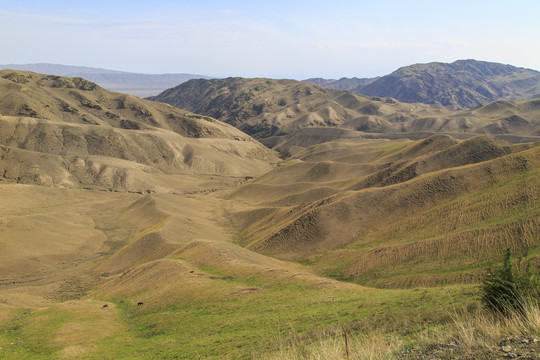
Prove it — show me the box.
[480,248,540,316]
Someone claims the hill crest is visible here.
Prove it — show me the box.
[148,76,540,155]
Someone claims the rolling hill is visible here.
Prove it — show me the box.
[147,77,449,139]
[0,70,277,192]
[229,134,540,288]
[0,63,212,97]
[148,76,540,157]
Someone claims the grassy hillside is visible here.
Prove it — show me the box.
[230,135,540,288]
[0,184,476,359]
[1,70,539,359]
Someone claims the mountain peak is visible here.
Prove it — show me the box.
[357,59,540,108]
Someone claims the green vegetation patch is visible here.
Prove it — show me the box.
[1,72,32,84]
[72,77,98,91]
[89,267,474,359]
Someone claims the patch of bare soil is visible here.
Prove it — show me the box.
[400,336,540,360]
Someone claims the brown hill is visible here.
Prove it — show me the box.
[1,72,540,359]
[147,77,448,140]
[0,70,278,192]
[229,135,540,288]
[148,77,540,156]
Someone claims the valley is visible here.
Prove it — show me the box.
[0,69,539,359]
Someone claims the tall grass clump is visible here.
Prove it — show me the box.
[452,299,540,350]
[260,328,403,360]
[480,247,540,316]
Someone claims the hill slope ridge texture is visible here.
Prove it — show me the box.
[0,70,278,192]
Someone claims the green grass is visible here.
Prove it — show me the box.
[0,308,71,359]
[105,283,469,359]
[0,270,477,359]
[369,140,412,162]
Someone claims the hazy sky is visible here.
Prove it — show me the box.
[2,0,540,79]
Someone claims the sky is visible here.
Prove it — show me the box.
[1,0,540,79]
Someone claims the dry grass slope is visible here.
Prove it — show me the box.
[0,70,279,192]
[230,135,540,287]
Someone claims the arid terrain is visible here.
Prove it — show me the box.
[148,75,540,157]
[0,69,539,359]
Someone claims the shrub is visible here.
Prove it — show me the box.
[480,248,540,316]
[2,72,31,84]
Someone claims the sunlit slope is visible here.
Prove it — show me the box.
[0,70,278,192]
[0,185,370,360]
[1,70,539,359]
[230,135,540,287]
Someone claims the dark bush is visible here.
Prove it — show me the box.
[480,248,540,316]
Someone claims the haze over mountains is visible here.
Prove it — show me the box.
[5,59,539,109]
[0,63,212,98]
[302,76,378,90]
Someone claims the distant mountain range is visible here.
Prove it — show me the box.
[302,77,378,90]
[303,60,540,109]
[4,60,540,109]
[0,63,212,97]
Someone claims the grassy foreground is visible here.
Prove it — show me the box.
[0,267,475,359]
[263,300,540,360]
